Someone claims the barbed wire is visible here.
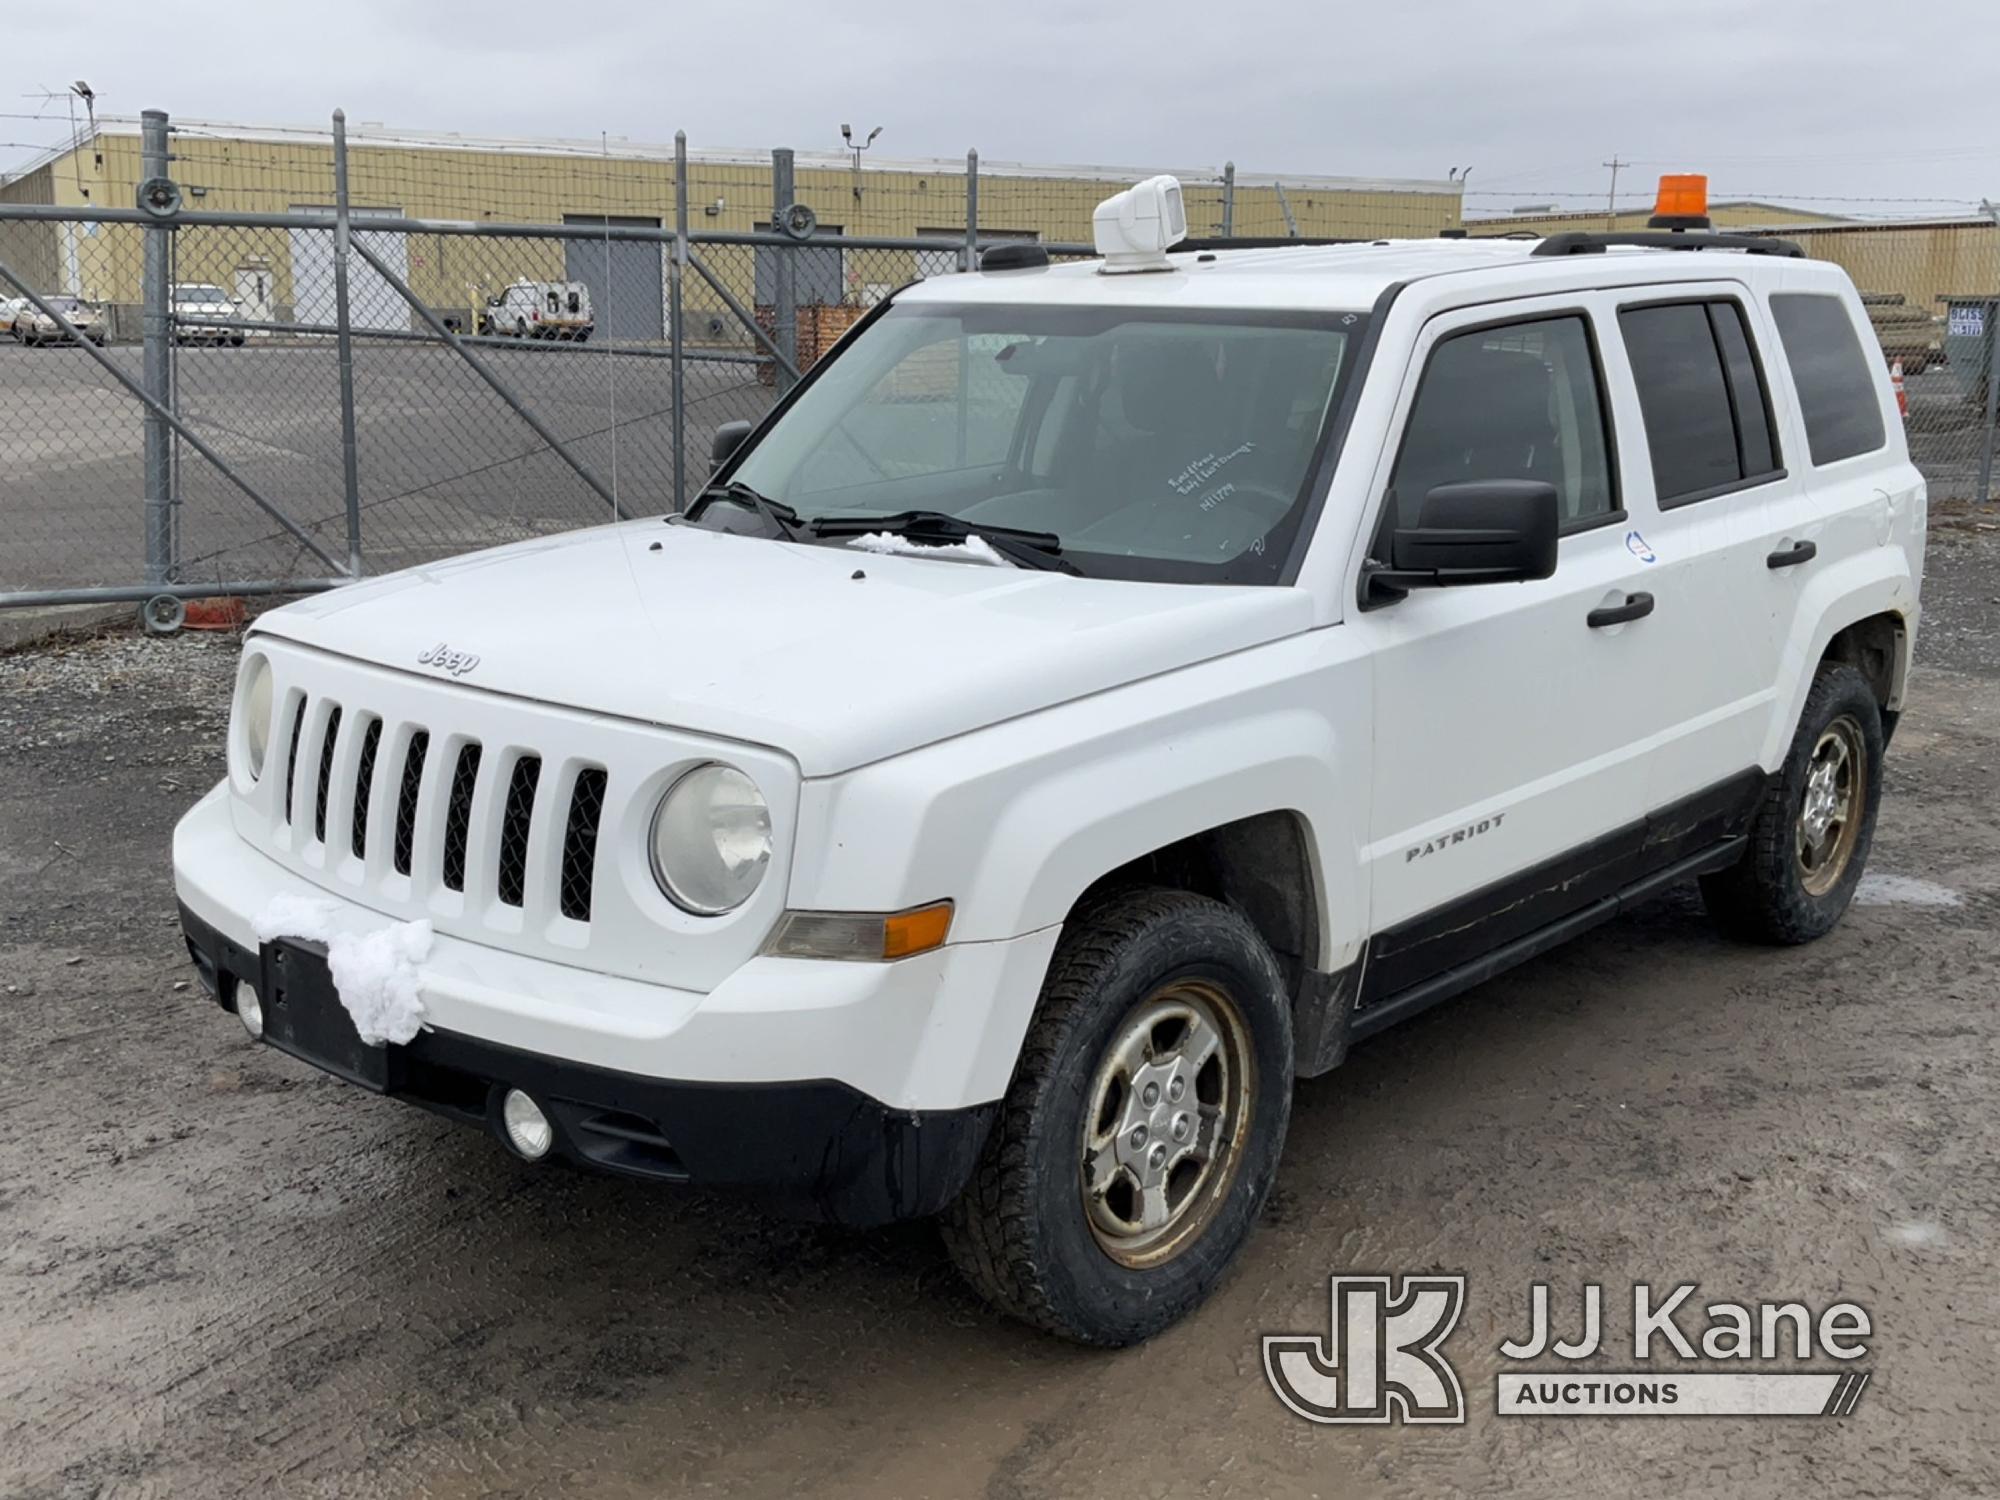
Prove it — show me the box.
[1463,190,1986,207]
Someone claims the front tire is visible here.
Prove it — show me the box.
[1701,662,1884,944]
[942,888,1293,1346]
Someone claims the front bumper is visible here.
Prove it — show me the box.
[173,782,1060,1222]
[180,903,994,1223]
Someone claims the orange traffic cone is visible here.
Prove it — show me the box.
[1891,360,1908,419]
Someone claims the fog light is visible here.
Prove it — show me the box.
[501,1088,553,1161]
[235,982,264,1040]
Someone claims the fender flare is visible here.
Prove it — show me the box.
[949,706,1358,966]
[1763,557,1915,767]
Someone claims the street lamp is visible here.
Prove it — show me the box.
[841,122,883,203]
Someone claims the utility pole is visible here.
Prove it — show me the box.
[1602,157,1630,231]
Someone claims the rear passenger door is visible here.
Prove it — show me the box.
[1612,285,1806,789]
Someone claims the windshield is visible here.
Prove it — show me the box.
[177,286,229,302]
[726,302,1362,584]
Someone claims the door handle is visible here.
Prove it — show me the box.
[1587,591,1655,628]
[1766,539,1818,569]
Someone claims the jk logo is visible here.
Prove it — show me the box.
[1264,1275,1467,1424]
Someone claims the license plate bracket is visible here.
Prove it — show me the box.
[261,939,390,1092]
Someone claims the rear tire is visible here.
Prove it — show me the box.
[942,888,1293,1346]
[1701,663,1884,944]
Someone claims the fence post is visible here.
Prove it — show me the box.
[140,109,173,589]
[1220,161,1235,238]
[772,148,798,395]
[672,130,688,512]
[964,149,979,271]
[330,110,364,577]
[1979,308,1999,504]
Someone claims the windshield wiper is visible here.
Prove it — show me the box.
[809,510,1081,575]
[689,480,806,542]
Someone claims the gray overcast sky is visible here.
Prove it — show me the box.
[8,0,1997,216]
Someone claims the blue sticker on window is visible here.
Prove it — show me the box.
[1626,530,1658,564]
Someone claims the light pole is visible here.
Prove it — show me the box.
[841,122,882,205]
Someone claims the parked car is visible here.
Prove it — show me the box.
[0,296,30,335]
[14,294,107,347]
[476,279,594,341]
[174,176,1923,1347]
[171,283,246,346]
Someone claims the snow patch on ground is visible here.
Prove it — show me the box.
[254,895,434,1046]
[845,531,1010,566]
[1884,1219,1949,1249]
[1854,874,1964,908]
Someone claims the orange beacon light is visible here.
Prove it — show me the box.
[1648,173,1712,230]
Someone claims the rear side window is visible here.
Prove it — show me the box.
[1618,300,1782,506]
[1770,293,1887,466]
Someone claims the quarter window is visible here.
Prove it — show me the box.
[1618,299,1783,506]
[1388,315,1616,532]
[1770,293,1887,466]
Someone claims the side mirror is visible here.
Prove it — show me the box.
[1383,480,1560,590]
[711,420,754,464]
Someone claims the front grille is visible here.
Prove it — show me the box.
[441,743,482,893]
[259,676,621,933]
[496,756,541,908]
[560,768,607,922]
[282,698,307,823]
[313,705,342,844]
[393,731,428,877]
[350,717,382,858]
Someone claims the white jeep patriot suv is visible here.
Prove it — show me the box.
[175,176,1923,1345]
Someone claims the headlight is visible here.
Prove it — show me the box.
[240,654,274,778]
[649,763,771,915]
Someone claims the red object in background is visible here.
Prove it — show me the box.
[1890,360,1908,420]
[183,597,248,631]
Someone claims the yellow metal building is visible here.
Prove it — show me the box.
[1465,200,1848,237]
[1,117,1465,340]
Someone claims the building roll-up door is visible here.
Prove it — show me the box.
[561,216,665,344]
[753,225,846,307]
[288,207,406,330]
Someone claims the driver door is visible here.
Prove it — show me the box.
[1351,295,1706,1005]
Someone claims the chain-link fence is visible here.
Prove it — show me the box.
[0,107,1994,611]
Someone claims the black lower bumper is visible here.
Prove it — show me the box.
[179,901,995,1226]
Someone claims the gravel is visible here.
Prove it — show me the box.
[3,523,1999,1498]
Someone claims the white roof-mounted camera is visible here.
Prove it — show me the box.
[1093,175,1188,273]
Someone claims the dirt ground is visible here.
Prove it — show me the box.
[4,518,2000,1499]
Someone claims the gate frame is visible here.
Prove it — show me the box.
[0,108,1097,613]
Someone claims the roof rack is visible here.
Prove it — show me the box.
[1176,235,1361,252]
[978,243,1052,271]
[1531,230,1803,259]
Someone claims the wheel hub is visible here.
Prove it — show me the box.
[1080,980,1252,1269]
[1796,716,1866,896]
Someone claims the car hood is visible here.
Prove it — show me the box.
[252,520,1311,776]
